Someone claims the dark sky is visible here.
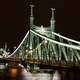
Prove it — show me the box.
[0,0,80,49]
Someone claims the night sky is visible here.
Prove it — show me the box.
[0,0,80,49]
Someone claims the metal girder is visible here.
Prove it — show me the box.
[7,29,80,67]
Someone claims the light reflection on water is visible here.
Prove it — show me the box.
[2,64,80,80]
[32,73,52,80]
[21,69,61,80]
[21,68,52,80]
[52,71,61,80]
[19,64,61,80]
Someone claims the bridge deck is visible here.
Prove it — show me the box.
[0,58,80,71]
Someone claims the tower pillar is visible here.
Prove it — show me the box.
[50,8,55,32]
[30,5,34,28]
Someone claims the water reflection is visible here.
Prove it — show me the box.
[19,64,32,80]
[19,64,60,80]
[52,71,61,80]
[0,63,80,80]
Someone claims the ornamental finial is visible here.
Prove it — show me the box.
[30,5,34,17]
[51,8,55,20]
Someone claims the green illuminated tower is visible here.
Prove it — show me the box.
[50,8,55,32]
[30,5,34,28]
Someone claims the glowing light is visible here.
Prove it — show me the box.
[10,68,18,78]
[26,49,28,52]
[19,63,24,68]
[45,39,47,43]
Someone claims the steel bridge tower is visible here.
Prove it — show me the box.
[1,5,80,71]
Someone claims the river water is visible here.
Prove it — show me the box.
[0,63,80,80]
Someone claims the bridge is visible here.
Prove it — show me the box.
[0,5,80,71]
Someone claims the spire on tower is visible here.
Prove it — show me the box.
[51,8,55,20]
[50,8,55,32]
[29,5,34,27]
[5,42,7,51]
[30,5,34,17]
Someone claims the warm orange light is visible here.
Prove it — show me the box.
[10,68,18,78]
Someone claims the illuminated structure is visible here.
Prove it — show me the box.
[1,5,80,70]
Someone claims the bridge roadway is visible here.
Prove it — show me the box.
[0,58,80,71]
